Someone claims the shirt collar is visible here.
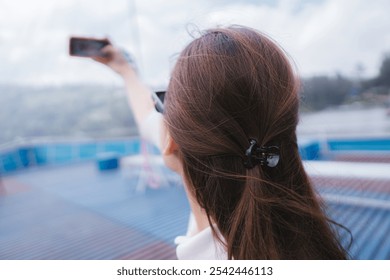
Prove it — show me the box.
[175,226,227,260]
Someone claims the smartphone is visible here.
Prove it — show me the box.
[69,37,110,57]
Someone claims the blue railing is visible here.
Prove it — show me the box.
[0,138,146,174]
[327,138,390,151]
[299,137,390,160]
[1,137,390,175]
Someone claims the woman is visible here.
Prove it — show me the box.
[95,26,348,259]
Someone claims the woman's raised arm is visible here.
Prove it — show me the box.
[93,45,155,128]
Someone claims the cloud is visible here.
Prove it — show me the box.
[192,0,390,77]
[0,0,389,86]
[289,0,390,77]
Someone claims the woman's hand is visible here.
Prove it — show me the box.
[92,45,136,78]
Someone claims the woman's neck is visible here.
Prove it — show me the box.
[182,180,210,234]
[188,195,210,233]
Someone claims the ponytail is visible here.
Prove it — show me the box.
[223,159,348,259]
[227,167,278,259]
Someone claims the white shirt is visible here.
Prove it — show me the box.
[174,214,227,260]
[140,111,228,260]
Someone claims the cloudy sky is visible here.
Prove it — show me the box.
[0,0,389,87]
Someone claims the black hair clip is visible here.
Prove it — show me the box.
[244,139,280,169]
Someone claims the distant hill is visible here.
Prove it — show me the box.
[0,84,137,145]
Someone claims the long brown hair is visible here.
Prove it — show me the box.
[164,26,348,259]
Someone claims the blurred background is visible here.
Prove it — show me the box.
[0,0,389,143]
[0,0,390,260]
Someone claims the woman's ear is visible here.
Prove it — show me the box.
[160,121,182,173]
[162,131,178,156]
